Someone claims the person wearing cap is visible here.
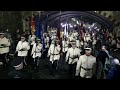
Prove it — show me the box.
[47,39,61,76]
[8,57,32,79]
[106,58,120,79]
[15,35,30,66]
[75,46,96,79]
[31,38,42,71]
[66,40,81,78]
[0,32,11,71]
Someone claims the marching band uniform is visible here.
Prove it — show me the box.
[0,32,11,70]
[66,40,81,77]
[48,40,61,75]
[31,39,42,71]
[76,47,96,79]
[16,36,30,66]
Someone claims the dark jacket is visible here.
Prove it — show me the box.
[97,51,109,67]
[95,40,101,51]
[107,65,120,80]
[112,48,120,62]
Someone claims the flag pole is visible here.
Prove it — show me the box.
[59,11,62,53]
[59,11,61,42]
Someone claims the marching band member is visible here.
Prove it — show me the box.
[0,32,11,70]
[47,39,61,76]
[66,40,81,77]
[16,35,30,67]
[75,46,96,79]
[31,39,42,71]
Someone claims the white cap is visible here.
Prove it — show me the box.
[112,58,120,65]
[85,48,92,51]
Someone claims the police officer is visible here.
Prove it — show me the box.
[16,35,30,67]
[0,32,11,71]
[8,57,32,79]
[31,39,42,71]
[66,40,81,78]
[47,39,61,76]
[75,46,96,79]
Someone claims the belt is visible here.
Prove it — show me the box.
[50,53,60,55]
[18,50,27,51]
[63,47,68,48]
[0,46,9,48]
[69,57,78,59]
[35,52,41,53]
[81,66,92,71]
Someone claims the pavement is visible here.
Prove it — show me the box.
[0,55,74,79]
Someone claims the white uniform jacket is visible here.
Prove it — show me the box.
[48,44,61,63]
[66,47,81,64]
[76,55,96,78]
[16,41,30,57]
[0,37,11,54]
[31,43,42,58]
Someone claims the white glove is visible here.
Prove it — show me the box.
[75,70,79,76]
